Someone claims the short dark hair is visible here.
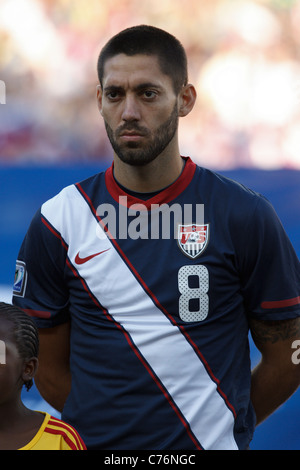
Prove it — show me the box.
[97,25,188,94]
[0,302,39,391]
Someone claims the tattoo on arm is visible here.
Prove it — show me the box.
[249,317,300,346]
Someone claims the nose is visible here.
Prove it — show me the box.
[121,95,141,122]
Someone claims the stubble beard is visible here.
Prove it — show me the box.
[104,103,179,167]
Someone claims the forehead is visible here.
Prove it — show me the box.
[0,319,18,364]
[0,317,14,339]
[102,53,173,89]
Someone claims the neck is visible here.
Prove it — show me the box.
[0,396,29,431]
[113,149,184,193]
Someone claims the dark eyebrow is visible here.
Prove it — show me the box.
[104,83,163,93]
[103,85,124,94]
[133,82,163,92]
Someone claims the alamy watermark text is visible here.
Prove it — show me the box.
[0,80,6,104]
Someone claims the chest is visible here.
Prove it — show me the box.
[64,208,241,329]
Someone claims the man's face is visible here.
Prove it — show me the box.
[97,54,179,166]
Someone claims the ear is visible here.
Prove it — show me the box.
[22,357,39,384]
[96,84,103,115]
[178,83,197,117]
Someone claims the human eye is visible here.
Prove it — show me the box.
[142,90,158,101]
[105,88,123,101]
[106,92,119,101]
[144,90,156,98]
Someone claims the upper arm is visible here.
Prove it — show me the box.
[37,321,71,375]
[35,321,71,412]
[249,316,300,424]
[249,316,300,368]
[13,207,70,326]
[236,196,300,321]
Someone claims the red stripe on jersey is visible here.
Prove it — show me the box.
[261,296,300,309]
[44,426,78,450]
[23,308,51,319]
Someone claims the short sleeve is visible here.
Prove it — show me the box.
[12,208,70,328]
[237,196,300,321]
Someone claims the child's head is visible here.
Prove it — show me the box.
[0,302,39,394]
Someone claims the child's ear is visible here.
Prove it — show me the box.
[22,357,39,384]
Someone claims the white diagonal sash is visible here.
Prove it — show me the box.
[42,184,238,450]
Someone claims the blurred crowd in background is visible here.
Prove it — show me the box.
[0,0,300,169]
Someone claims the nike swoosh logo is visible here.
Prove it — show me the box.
[75,248,111,265]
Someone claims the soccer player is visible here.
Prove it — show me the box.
[12,25,300,450]
[0,302,86,450]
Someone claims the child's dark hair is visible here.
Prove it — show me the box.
[0,302,39,391]
[97,25,188,94]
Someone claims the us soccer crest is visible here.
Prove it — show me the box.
[177,224,209,259]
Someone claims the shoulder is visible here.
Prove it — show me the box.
[194,164,275,222]
[44,414,87,450]
[42,170,106,211]
[40,171,106,228]
[196,165,261,200]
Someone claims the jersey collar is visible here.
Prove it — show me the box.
[105,156,196,209]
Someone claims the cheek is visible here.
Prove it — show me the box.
[0,352,24,402]
[101,104,119,125]
[151,101,178,125]
[102,112,118,135]
[0,366,17,403]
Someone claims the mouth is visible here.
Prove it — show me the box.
[119,130,146,142]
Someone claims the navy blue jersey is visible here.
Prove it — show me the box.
[13,157,300,450]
